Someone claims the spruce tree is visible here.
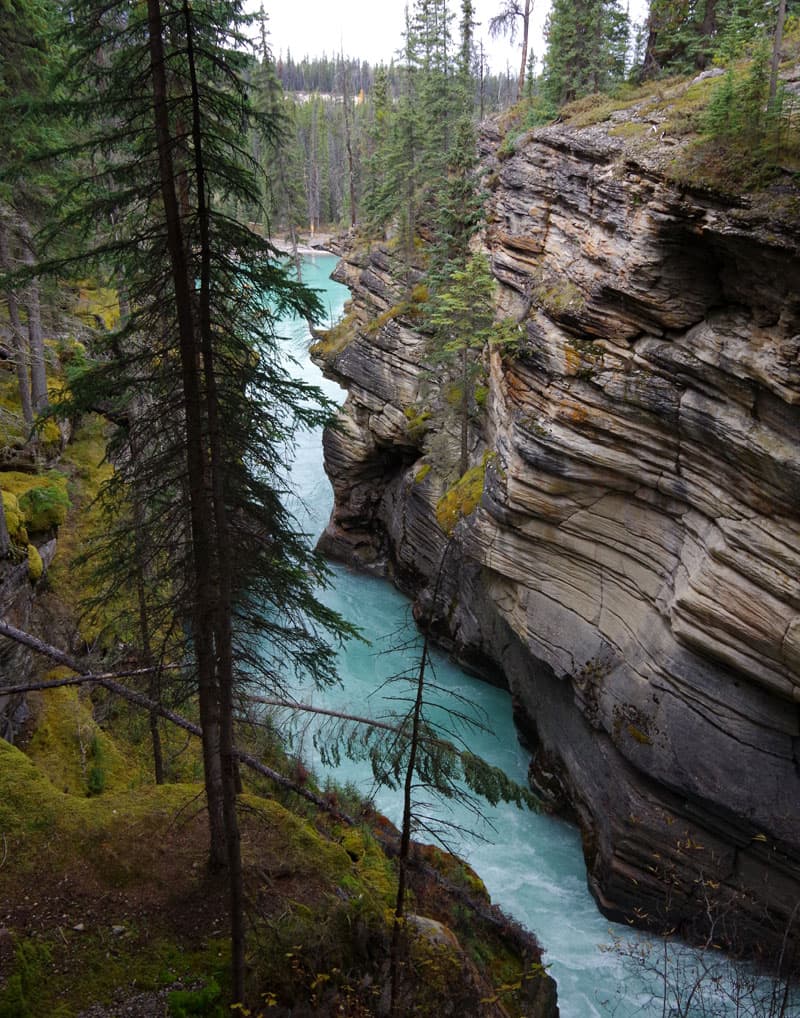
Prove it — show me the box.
[542,0,629,105]
[36,0,355,1002]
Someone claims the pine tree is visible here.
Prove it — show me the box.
[36,0,355,1002]
[542,0,630,106]
[427,255,497,477]
[0,0,62,425]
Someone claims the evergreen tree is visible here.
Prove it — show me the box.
[0,0,62,425]
[542,0,630,105]
[39,0,355,1002]
[427,255,497,477]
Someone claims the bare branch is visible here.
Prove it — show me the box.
[0,619,355,822]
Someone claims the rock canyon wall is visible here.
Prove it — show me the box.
[315,109,800,947]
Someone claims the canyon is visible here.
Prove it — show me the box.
[315,94,800,950]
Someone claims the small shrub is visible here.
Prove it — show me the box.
[86,734,106,796]
[0,939,51,1018]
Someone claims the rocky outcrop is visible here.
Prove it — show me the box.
[315,103,800,951]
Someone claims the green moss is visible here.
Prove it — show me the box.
[26,684,141,797]
[26,543,43,582]
[2,491,28,545]
[18,479,70,531]
[0,471,70,534]
[0,738,69,840]
[539,280,585,315]
[435,456,491,535]
[404,405,431,440]
[309,311,358,358]
[365,301,411,334]
[414,463,432,483]
[475,384,489,407]
[627,724,653,746]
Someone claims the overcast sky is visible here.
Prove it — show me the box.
[261,0,649,75]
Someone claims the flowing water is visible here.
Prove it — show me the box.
[272,254,773,1018]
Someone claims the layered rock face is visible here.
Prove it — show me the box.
[316,119,800,948]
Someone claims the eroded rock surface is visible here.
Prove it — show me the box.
[316,116,800,948]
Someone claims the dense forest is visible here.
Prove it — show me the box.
[260,0,798,235]
[0,0,798,1013]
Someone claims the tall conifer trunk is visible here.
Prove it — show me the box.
[0,218,34,427]
[146,0,226,871]
[182,0,245,1000]
[19,221,47,414]
[518,0,531,98]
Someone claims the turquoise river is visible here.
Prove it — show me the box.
[273,253,760,1018]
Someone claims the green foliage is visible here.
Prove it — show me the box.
[542,0,630,106]
[435,458,488,534]
[639,0,793,80]
[86,733,106,797]
[0,939,51,1018]
[404,404,432,440]
[17,476,69,531]
[699,41,800,172]
[424,253,497,476]
[167,980,224,1018]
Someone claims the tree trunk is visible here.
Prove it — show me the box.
[0,218,34,427]
[132,468,164,785]
[0,493,9,558]
[341,57,358,228]
[697,0,718,69]
[18,221,47,414]
[146,0,226,871]
[770,0,787,104]
[183,0,245,1001]
[517,0,531,100]
[460,344,469,477]
[641,18,660,80]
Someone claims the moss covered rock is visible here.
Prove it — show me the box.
[0,471,70,534]
[435,458,489,535]
[1,491,28,545]
[26,543,43,582]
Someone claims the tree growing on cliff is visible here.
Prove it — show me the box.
[427,254,497,477]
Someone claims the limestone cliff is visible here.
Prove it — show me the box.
[315,90,800,949]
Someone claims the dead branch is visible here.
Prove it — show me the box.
[0,666,183,697]
[245,695,400,735]
[0,618,355,823]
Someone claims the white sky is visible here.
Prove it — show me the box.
[261,0,649,76]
